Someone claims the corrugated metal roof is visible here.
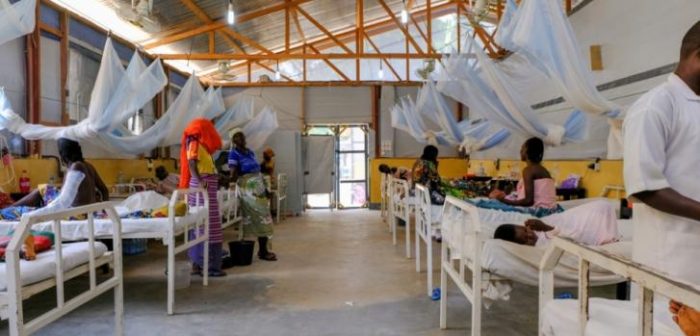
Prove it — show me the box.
[89,0,512,81]
[103,0,426,54]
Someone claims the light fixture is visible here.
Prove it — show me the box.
[227,0,235,25]
[275,60,281,80]
[400,0,408,24]
[378,61,384,80]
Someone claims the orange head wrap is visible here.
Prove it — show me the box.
[179,118,222,188]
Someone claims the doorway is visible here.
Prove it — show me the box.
[303,124,369,210]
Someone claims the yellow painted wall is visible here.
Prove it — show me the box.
[86,159,177,186]
[0,158,178,193]
[369,158,624,204]
[0,158,61,193]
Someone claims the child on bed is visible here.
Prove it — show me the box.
[493,200,620,247]
[0,231,54,261]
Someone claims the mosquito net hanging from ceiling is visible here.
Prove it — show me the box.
[0,0,36,47]
[241,106,279,151]
[0,38,168,143]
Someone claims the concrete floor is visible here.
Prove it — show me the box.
[2,210,568,335]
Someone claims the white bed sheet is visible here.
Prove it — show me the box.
[542,298,682,335]
[482,239,631,287]
[0,241,108,291]
[0,207,207,241]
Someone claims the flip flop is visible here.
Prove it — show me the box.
[258,252,277,261]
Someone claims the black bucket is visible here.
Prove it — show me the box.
[228,240,255,266]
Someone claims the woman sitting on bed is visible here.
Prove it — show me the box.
[493,200,619,247]
[479,137,561,217]
[1,138,109,220]
[411,145,445,205]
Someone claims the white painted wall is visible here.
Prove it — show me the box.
[573,0,698,86]
[473,0,700,160]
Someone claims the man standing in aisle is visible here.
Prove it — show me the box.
[623,21,700,333]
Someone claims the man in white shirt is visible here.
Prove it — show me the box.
[623,21,700,333]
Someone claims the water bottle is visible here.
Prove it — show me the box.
[1,147,10,166]
[551,164,560,184]
[477,163,486,177]
[510,163,520,180]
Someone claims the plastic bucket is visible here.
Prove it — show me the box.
[123,238,147,256]
[228,240,255,266]
[175,261,192,289]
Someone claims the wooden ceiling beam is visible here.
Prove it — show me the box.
[459,3,501,57]
[254,61,295,82]
[208,31,215,53]
[305,1,453,53]
[210,80,424,87]
[145,22,222,49]
[295,5,353,54]
[157,52,444,60]
[291,8,306,44]
[364,32,401,81]
[285,3,290,52]
[307,44,351,81]
[146,0,314,49]
[377,0,425,54]
[409,13,435,53]
[179,0,210,23]
[221,29,273,54]
[178,0,247,55]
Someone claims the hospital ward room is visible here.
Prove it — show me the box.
[0,0,699,335]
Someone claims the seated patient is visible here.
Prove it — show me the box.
[485,137,561,217]
[494,200,620,247]
[3,138,109,219]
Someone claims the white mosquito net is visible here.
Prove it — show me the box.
[0,0,36,47]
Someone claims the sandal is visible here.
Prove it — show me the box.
[258,252,277,261]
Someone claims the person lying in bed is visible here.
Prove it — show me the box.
[0,231,54,261]
[1,138,109,220]
[481,137,562,217]
[493,200,619,247]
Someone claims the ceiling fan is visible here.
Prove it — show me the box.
[416,59,435,80]
[209,61,238,82]
[113,0,162,33]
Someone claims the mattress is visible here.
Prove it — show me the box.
[0,207,207,241]
[542,298,682,335]
[0,241,108,291]
[481,239,631,287]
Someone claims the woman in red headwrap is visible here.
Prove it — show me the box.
[180,118,225,277]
